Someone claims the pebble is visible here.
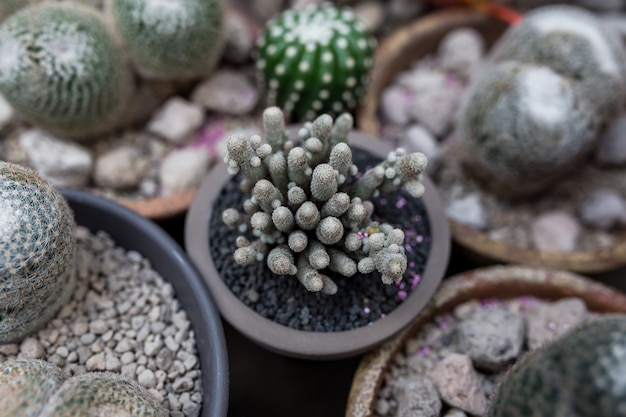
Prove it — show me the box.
[438,28,485,82]
[428,353,487,416]
[18,129,93,188]
[445,193,487,230]
[145,335,164,357]
[353,0,386,33]
[138,368,157,389]
[147,97,204,145]
[395,376,441,417]
[526,298,588,350]
[159,147,211,196]
[380,85,413,126]
[19,338,45,359]
[192,70,259,115]
[456,305,525,371]
[94,145,151,190]
[579,188,626,230]
[531,210,581,252]
[86,353,106,371]
[595,115,626,165]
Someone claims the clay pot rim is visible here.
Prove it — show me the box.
[62,188,229,417]
[184,128,451,360]
[356,8,626,273]
[345,264,626,417]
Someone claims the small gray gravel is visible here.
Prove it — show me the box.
[0,226,203,417]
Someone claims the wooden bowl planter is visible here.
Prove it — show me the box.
[61,188,229,417]
[184,129,451,360]
[345,264,626,417]
[356,8,626,273]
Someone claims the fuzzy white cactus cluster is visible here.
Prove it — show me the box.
[221,107,428,294]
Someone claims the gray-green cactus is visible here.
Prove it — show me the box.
[0,2,133,139]
[109,0,224,80]
[222,107,427,294]
[0,161,76,344]
[458,5,626,197]
[487,316,626,417]
[0,359,168,416]
[256,3,376,121]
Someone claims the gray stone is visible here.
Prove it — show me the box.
[526,297,588,350]
[145,335,163,357]
[159,148,211,197]
[19,129,93,188]
[138,368,157,389]
[147,97,204,144]
[353,0,385,33]
[192,70,259,115]
[380,84,413,125]
[114,338,133,353]
[595,114,626,165]
[395,376,441,417]
[94,145,150,190]
[444,409,469,417]
[446,193,487,230]
[429,353,487,416]
[531,210,581,252]
[438,28,485,82]
[19,338,45,359]
[456,305,525,371]
[173,376,194,393]
[579,188,626,230]
[86,353,106,371]
[105,355,122,371]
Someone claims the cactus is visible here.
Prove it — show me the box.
[0,161,76,344]
[109,0,224,80]
[222,107,428,294]
[0,359,168,416]
[487,316,626,417]
[458,5,626,198]
[256,3,376,121]
[0,2,133,139]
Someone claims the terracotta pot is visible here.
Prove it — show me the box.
[184,129,451,360]
[345,265,626,417]
[62,188,229,417]
[356,8,626,273]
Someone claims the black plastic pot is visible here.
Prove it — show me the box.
[61,188,229,417]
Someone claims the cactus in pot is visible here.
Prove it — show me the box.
[221,106,428,294]
[0,161,76,344]
[458,5,626,198]
[0,358,167,416]
[0,2,133,139]
[487,315,626,417]
[256,3,376,121]
[108,0,225,80]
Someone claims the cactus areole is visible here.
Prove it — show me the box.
[0,161,77,344]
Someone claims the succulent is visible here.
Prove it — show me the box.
[109,0,224,80]
[222,107,428,294]
[0,359,168,416]
[256,3,376,121]
[0,161,76,344]
[487,316,626,417]
[458,5,626,197]
[0,2,133,139]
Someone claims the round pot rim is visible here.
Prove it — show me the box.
[345,264,626,417]
[61,188,229,417]
[355,7,626,273]
[184,129,451,360]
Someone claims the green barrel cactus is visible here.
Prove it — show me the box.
[0,359,168,416]
[222,107,427,294]
[109,0,224,80]
[0,2,133,139]
[256,4,376,121]
[0,161,76,344]
[487,316,626,417]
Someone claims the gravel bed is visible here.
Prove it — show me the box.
[0,226,203,417]
[209,148,431,332]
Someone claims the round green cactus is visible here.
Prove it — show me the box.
[459,60,599,196]
[109,0,224,80]
[0,359,168,417]
[0,2,133,139]
[488,316,626,417]
[256,4,376,121]
[0,161,76,344]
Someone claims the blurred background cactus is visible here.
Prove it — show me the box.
[256,3,376,122]
[458,5,626,198]
[222,107,427,294]
[0,358,167,416]
[487,316,626,417]
[0,161,76,344]
[0,2,133,139]
[108,0,225,80]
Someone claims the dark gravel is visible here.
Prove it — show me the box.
[208,149,431,332]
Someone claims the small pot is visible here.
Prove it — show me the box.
[356,8,626,273]
[61,188,229,417]
[184,129,450,360]
[345,265,626,417]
